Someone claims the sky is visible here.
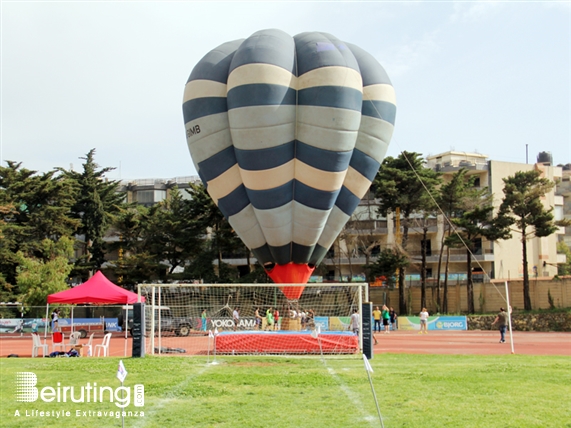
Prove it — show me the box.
[1,1,570,182]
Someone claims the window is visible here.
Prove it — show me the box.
[135,190,166,204]
[554,205,563,221]
[472,238,482,255]
[421,239,432,256]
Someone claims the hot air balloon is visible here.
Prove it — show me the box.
[182,29,396,300]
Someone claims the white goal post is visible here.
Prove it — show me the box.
[136,283,369,356]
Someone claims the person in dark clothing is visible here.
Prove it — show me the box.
[492,307,508,343]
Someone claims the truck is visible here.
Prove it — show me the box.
[120,306,193,337]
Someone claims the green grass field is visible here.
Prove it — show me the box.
[1,354,570,428]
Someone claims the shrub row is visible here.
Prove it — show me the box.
[468,312,571,332]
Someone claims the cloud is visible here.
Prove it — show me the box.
[450,1,504,23]
[380,31,441,77]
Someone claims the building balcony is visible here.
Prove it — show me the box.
[320,248,494,267]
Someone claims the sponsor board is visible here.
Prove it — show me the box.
[0,318,121,334]
[397,316,467,331]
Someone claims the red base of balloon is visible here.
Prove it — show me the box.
[266,263,315,300]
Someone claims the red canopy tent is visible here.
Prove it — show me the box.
[46,271,145,356]
[48,271,144,305]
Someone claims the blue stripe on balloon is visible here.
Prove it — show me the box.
[197,169,208,188]
[270,243,292,265]
[246,181,294,210]
[294,180,339,211]
[335,186,362,216]
[198,146,236,182]
[294,32,360,75]
[251,244,274,265]
[227,84,296,109]
[235,141,294,171]
[346,43,392,86]
[349,149,381,182]
[298,86,362,111]
[229,29,295,74]
[217,184,250,218]
[291,243,315,264]
[296,141,352,172]
[183,97,227,123]
[309,244,329,266]
[361,100,396,124]
[187,39,243,83]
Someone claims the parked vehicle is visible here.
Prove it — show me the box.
[120,306,193,337]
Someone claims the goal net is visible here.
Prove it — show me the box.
[136,283,367,356]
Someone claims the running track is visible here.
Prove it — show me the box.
[1,330,569,357]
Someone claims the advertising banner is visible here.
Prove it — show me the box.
[0,318,121,334]
[397,316,467,331]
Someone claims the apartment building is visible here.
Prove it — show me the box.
[117,176,201,206]
[329,151,565,283]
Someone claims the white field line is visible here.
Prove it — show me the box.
[325,365,378,426]
[132,364,212,428]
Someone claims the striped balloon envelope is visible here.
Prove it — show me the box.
[183,29,396,299]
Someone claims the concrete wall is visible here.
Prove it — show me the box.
[369,277,571,315]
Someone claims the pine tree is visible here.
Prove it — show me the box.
[186,182,247,281]
[144,186,203,277]
[58,149,124,277]
[447,189,511,313]
[16,237,75,307]
[0,162,78,298]
[499,170,558,310]
[109,204,158,287]
[435,169,474,312]
[374,151,441,314]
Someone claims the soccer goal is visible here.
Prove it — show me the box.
[136,283,368,356]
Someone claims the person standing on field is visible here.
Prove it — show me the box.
[51,308,60,332]
[349,308,360,335]
[233,307,240,331]
[381,305,391,334]
[492,307,508,343]
[389,307,398,331]
[419,308,429,334]
[372,306,382,332]
[201,309,208,332]
[273,308,280,330]
[266,307,274,331]
[255,307,263,330]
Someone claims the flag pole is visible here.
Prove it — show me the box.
[207,330,213,364]
[363,354,384,428]
[311,326,324,362]
[211,328,219,365]
[504,281,515,354]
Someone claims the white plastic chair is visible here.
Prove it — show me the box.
[31,333,48,357]
[67,332,81,346]
[83,333,95,357]
[95,333,112,357]
[52,332,66,352]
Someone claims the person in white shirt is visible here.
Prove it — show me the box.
[419,308,429,334]
[232,307,239,331]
